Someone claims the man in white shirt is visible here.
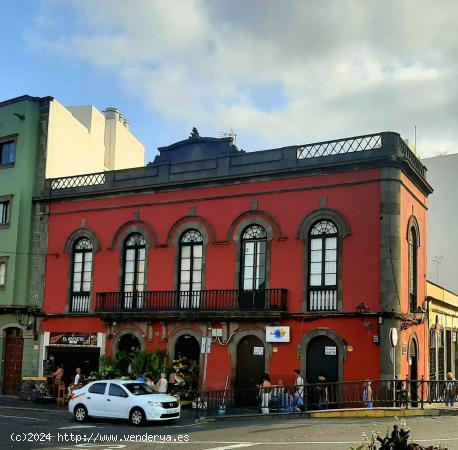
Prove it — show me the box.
[68,367,85,397]
[156,372,168,393]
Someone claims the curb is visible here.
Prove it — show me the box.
[196,411,311,423]
[0,405,66,414]
[195,407,458,423]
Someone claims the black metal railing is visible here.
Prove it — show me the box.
[191,378,458,418]
[95,289,287,313]
[297,133,382,159]
[48,172,106,190]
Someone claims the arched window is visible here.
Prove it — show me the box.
[308,220,338,311]
[71,238,93,312]
[408,226,418,312]
[122,233,146,309]
[240,225,267,291]
[179,229,203,308]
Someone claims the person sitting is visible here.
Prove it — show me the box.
[145,374,155,389]
[136,373,146,383]
[68,367,85,397]
[156,372,168,393]
[53,364,64,382]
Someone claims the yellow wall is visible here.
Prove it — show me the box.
[427,281,458,329]
[45,100,144,178]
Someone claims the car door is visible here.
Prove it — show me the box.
[86,382,108,417]
[107,383,131,419]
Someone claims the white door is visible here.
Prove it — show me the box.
[86,382,108,417]
[107,383,131,419]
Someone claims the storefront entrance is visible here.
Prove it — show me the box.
[3,327,24,394]
[306,335,339,383]
[47,347,100,385]
[235,335,265,389]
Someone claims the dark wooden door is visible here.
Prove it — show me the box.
[3,328,24,394]
[306,336,339,383]
[235,336,265,389]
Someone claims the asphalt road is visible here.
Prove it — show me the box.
[2,407,458,450]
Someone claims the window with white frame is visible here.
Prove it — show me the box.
[308,220,338,310]
[179,229,203,308]
[71,238,93,312]
[0,260,6,286]
[0,199,10,225]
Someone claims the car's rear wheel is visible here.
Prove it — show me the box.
[74,404,88,423]
[130,407,146,426]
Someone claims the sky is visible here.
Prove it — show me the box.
[1,0,457,162]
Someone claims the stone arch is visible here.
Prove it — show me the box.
[64,228,101,254]
[298,328,346,382]
[167,216,214,246]
[167,328,202,361]
[229,328,272,386]
[111,327,145,357]
[297,208,350,312]
[227,210,280,242]
[111,220,156,250]
[406,215,421,247]
[297,208,350,240]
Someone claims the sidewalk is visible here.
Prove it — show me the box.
[0,395,65,413]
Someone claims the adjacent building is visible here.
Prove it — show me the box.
[0,95,144,393]
[36,131,432,390]
[422,153,458,294]
[427,281,458,381]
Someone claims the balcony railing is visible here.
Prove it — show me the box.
[70,294,91,313]
[95,289,287,313]
[308,288,337,311]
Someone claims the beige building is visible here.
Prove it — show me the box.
[427,281,458,380]
[46,100,144,178]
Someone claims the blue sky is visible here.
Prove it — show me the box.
[1,0,457,161]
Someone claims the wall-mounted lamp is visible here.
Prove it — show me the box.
[356,302,369,314]
[401,306,427,330]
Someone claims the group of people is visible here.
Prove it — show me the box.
[258,369,322,413]
[136,372,168,393]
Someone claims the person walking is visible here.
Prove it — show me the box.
[260,373,272,414]
[444,372,456,407]
[293,369,305,411]
[362,380,373,408]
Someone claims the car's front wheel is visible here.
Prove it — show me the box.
[130,407,146,426]
[74,404,88,423]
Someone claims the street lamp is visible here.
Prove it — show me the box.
[401,306,426,330]
[412,306,426,323]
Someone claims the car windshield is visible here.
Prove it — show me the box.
[123,383,155,395]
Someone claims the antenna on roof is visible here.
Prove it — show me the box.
[218,128,237,145]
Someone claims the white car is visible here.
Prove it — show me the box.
[68,380,180,426]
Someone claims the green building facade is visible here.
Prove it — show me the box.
[0,96,51,393]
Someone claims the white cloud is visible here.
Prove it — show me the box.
[27,0,458,156]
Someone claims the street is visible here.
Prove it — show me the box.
[2,407,458,450]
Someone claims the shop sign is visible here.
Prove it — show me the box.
[49,333,97,346]
[253,346,264,356]
[266,326,290,342]
[325,346,337,356]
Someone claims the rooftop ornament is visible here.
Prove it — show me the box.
[189,127,200,139]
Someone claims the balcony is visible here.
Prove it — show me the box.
[95,289,287,320]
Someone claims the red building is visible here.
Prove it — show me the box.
[36,132,432,390]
